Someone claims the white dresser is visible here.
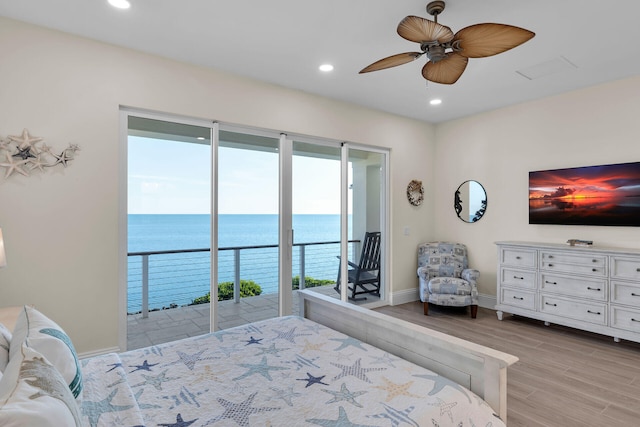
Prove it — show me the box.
[496,241,640,343]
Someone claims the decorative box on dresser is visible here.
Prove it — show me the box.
[495,241,640,343]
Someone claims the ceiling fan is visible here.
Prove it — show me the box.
[360,1,535,84]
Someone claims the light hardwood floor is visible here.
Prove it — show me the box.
[375,302,640,427]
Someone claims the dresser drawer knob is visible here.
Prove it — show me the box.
[587,310,601,315]
[587,287,601,291]
[632,318,640,323]
[632,293,640,297]
[513,296,524,300]
[548,263,554,267]
[548,255,554,259]
[592,259,598,263]
[515,256,521,260]
[592,268,598,272]
[514,276,524,280]
[637,268,640,272]
[545,280,557,285]
[545,302,557,307]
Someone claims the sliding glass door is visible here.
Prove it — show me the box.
[123,111,389,349]
[216,129,281,329]
[340,146,386,303]
[126,115,212,349]
[290,140,342,309]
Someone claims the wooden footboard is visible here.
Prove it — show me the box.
[298,290,518,423]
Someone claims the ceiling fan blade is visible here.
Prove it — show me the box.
[453,23,535,58]
[422,52,468,84]
[359,52,423,73]
[397,15,454,43]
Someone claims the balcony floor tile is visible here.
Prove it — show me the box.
[127,285,378,350]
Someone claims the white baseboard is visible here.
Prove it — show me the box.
[389,288,497,310]
[389,288,420,305]
[78,346,120,360]
[478,294,497,310]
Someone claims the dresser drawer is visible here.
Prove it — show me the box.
[501,267,536,289]
[500,248,536,268]
[610,306,640,333]
[610,256,640,281]
[539,294,607,325]
[539,272,607,301]
[500,288,536,310]
[540,251,607,277]
[610,281,640,307]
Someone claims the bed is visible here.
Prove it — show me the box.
[0,291,518,426]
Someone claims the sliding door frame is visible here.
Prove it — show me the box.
[339,142,349,301]
[279,133,293,316]
[118,107,217,351]
[119,108,390,350]
[210,122,219,331]
[342,142,390,306]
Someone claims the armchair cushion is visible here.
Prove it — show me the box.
[426,293,476,307]
[427,277,472,295]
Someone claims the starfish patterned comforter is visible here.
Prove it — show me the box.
[81,315,505,427]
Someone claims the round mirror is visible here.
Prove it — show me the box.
[454,180,487,223]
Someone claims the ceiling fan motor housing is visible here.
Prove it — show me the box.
[421,43,446,62]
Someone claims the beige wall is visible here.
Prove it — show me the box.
[433,75,640,296]
[0,17,436,354]
[3,16,639,355]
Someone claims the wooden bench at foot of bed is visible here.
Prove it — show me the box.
[298,290,518,423]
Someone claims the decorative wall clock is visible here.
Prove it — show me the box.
[407,179,424,206]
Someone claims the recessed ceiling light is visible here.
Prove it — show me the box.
[430,99,442,106]
[196,137,205,140]
[319,64,334,72]
[108,0,131,9]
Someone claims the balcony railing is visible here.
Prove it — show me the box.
[127,239,360,317]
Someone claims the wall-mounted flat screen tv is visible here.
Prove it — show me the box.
[529,161,640,226]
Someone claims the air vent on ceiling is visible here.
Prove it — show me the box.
[516,56,577,80]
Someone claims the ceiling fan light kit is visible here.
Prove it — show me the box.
[360,1,535,84]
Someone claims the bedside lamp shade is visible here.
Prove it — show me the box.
[0,228,6,268]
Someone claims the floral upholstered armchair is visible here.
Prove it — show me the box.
[417,242,479,318]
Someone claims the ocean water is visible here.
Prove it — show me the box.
[127,214,347,312]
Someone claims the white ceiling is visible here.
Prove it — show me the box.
[1,0,639,123]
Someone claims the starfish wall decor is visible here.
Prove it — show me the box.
[0,128,80,180]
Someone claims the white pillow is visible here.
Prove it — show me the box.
[0,323,10,372]
[0,342,81,426]
[9,306,82,401]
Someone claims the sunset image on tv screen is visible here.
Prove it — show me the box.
[529,162,640,226]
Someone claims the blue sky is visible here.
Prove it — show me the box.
[128,136,343,214]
